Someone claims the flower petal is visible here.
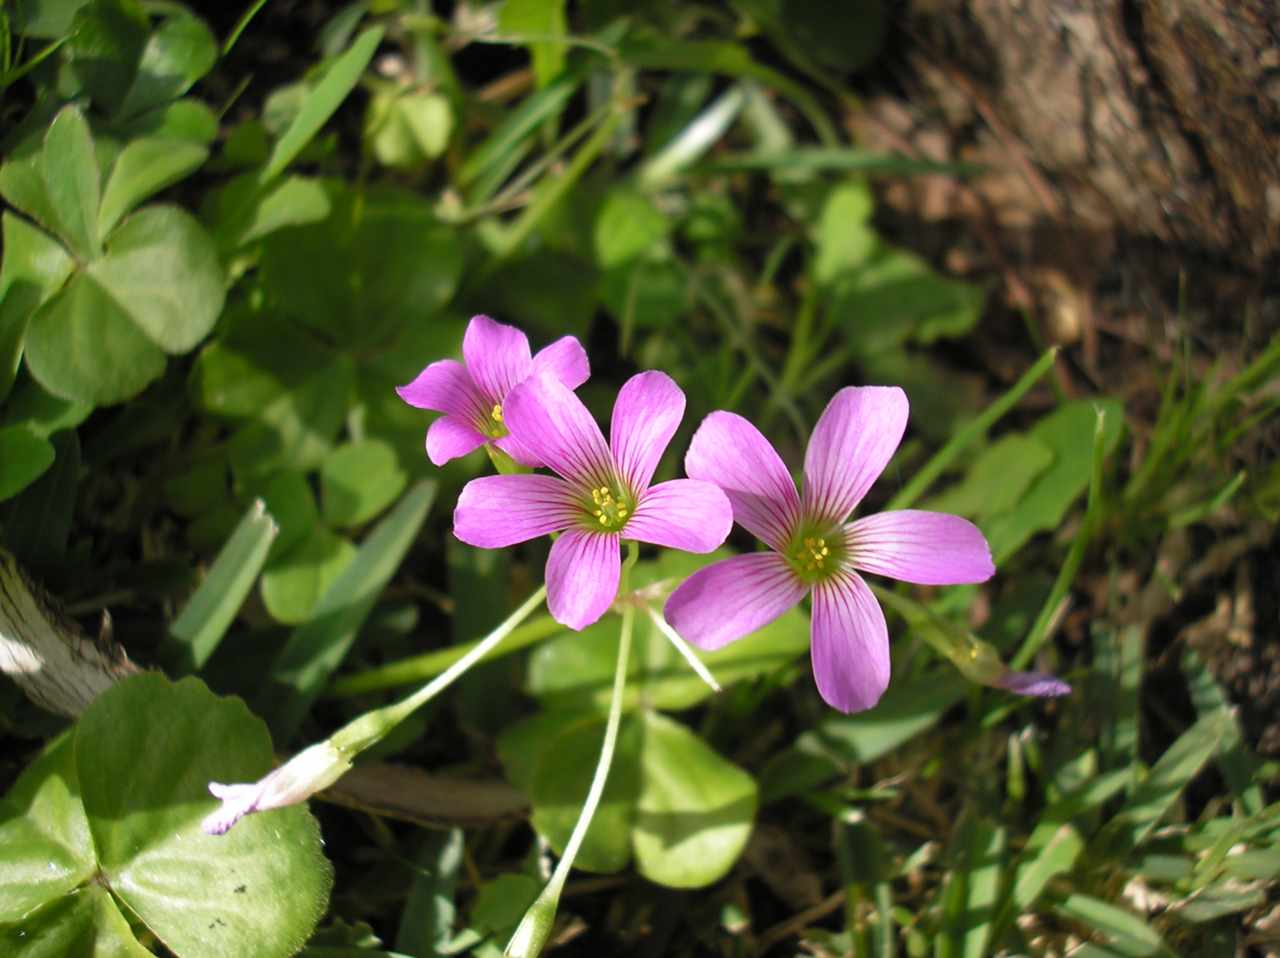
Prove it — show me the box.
[610,371,684,494]
[454,474,577,547]
[462,314,533,404]
[492,431,545,468]
[426,416,487,466]
[505,372,613,487]
[803,386,908,526]
[546,529,621,630]
[809,571,890,713]
[995,670,1072,697]
[396,358,484,419]
[202,741,350,836]
[685,411,801,552]
[533,335,590,390]
[626,479,732,553]
[664,552,806,651]
[846,510,995,585]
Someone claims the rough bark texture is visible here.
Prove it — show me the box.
[855,0,1279,353]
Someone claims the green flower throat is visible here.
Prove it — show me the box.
[786,527,845,583]
[587,484,633,530]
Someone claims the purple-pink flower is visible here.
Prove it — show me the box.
[454,370,732,630]
[397,314,590,467]
[665,386,995,714]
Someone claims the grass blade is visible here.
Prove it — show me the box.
[1053,893,1175,957]
[164,499,277,675]
[261,26,385,183]
[887,346,1058,511]
[1091,711,1229,859]
[257,480,436,741]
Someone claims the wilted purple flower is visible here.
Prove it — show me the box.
[397,314,589,467]
[201,741,350,835]
[665,386,995,714]
[994,669,1071,697]
[454,370,732,630]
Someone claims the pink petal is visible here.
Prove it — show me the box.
[625,479,732,553]
[810,571,890,713]
[996,670,1072,697]
[504,372,613,487]
[664,552,807,651]
[396,358,484,419]
[546,529,621,630]
[202,782,258,835]
[492,432,545,468]
[426,416,487,466]
[685,411,801,552]
[454,474,578,548]
[462,314,533,404]
[609,371,685,494]
[846,510,995,585]
[802,386,908,527]
[533,335,590,390]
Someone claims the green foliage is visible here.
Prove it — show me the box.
[0,674,331,957]
[500,708,757,888]
[1,102,223,406]
[1,1,1274,956]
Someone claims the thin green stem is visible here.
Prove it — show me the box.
[331,585,547,754]
[490,82,630,262]
[549,606,633,889]
[886,347,1059,511]
[327,613,561,698]
[1012,405,1108,670]
[646,605,720,693]
[506,604,635,957]
[223,0,271,56]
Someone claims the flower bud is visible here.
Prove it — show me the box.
[202,741,352,835]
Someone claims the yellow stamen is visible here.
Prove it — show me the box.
[587,484,631,530]
[797,536,830,571]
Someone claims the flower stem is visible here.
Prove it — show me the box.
[331,585,548,756]
[646,605,721,693]
[505,602,635,958]
[327,613,562,698]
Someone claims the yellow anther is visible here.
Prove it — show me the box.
[490,404,503,423]
[793,535,832,573]
[584,483,632,530]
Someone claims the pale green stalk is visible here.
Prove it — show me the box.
[331,585,547,755]
[646,604,720,693]
[506,548,639,958]
[1012,405,1108,670]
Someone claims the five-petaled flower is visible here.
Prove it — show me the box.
[664,386,996,714]
[454,370,733,630]
[397,314,590,467]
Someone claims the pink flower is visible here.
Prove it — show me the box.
[454,371,733,630]
[664,386,995,714]
[396,314,590,467]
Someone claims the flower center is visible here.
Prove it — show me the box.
[796,536,830,571]
[588,485,632,531]
[484,403,506,439]
[786,527,844,583]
